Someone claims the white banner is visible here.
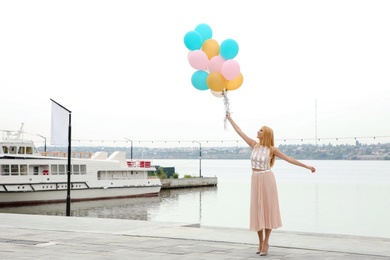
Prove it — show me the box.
[50,101,69,146]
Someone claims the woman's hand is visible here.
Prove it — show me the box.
[226,112,231,120]
[307,166,316,173]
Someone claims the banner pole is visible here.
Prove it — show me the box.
[66,113,72,216]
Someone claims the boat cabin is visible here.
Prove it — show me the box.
[1,140,39,156]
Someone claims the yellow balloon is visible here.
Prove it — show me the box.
[207,72,226,92]
[202,39,220,60]
[226,73,243,91]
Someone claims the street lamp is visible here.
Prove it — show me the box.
[36,134,47,152]
[124,137,133,160]
[193,141,202,178]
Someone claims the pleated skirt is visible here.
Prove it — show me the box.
[249,170,282,231]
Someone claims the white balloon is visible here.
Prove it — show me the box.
[210,89,223,98]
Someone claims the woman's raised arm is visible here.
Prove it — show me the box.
[226,112,256,148]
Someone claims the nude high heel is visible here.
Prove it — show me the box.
[256,245,262,254]
[259,244,269,256]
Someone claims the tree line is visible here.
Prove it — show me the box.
[44,141,390,160]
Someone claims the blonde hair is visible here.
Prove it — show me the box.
[259,126,276,167]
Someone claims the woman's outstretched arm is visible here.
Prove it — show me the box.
[272,147,316,173]
[226,112,256,148]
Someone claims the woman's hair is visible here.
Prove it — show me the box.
[259,126,276,167]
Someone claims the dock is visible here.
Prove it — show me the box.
[0,213,389,259]
[160,177,218,189]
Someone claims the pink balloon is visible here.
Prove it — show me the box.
[208,55,225,73]
[188,50,208,70]
[221,60,240,80]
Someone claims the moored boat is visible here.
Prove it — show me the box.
[0,127,161,207]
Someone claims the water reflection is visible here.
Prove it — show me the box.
[0,186,218,224]
[158,186,218,224]
[160,186,217,199]
[0,196,160,220]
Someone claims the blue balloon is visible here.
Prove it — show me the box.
[220,39,239,59]
[184,31,203,50]
[191,70,209,91]
[195,23,212,42]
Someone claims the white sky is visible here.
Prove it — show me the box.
[1,0,389,147]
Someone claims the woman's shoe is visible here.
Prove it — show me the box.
[256,245,262,254]
[259,244,269,256]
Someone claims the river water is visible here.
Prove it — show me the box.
[1,159,389,239]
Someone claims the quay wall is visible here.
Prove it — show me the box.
[161,177,217,189]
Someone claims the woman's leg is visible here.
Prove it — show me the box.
[260,229,272,255]
[256,229,264,253]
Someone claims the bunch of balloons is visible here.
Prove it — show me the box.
[183,23,243,97]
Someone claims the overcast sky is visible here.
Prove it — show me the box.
[1,0,389,147]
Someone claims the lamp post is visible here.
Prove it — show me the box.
[193,141,202,178]
[124,137,133,160]
[36,134,47,152]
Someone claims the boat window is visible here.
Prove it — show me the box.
[80,165,86,174]
[18,146,25,154]
[73,165,80,175]
[59,165,66,175]
[51,165,58,175]
[10,146,17,154]
[2,146,8,154]
[97,171,104,180]
[26,147,33,154]
[1,165,10,175]
[11,165,19,175]
[33,166,39,175]
[20,165,28,175]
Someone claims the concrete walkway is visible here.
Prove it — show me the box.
[0,213,389,259]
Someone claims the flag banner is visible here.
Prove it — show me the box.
[50,100,70,146]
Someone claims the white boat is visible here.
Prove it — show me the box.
[0,126,162,207]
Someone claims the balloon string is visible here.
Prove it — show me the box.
[223,90,230,131]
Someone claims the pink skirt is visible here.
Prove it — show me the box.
[250,170,282,231]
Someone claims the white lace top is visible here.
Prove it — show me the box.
[250,144,271,171]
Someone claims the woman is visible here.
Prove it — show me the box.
[226,112,316,256]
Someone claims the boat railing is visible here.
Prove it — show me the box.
[41,151,93,158]
[127,160,152,168]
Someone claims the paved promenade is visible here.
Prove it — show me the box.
[0,213,389,259]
